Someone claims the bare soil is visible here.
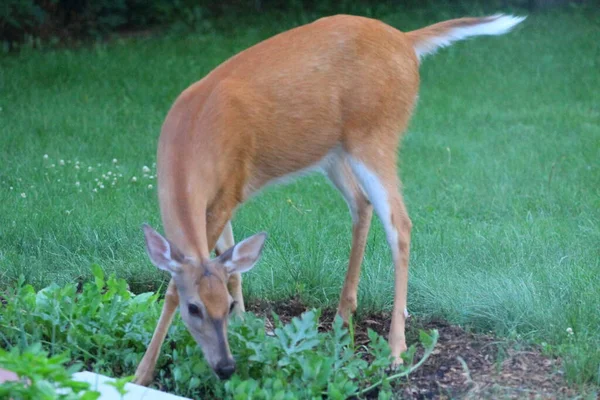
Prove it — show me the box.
[247,298,576,400]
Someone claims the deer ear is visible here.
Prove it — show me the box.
[218,232,267,275]
[142,223,185,274]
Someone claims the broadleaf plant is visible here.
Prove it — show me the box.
[0,269,438,398]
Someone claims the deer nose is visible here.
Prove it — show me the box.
[215,359,236,380]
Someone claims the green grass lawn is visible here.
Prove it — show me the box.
[1,5,599,388]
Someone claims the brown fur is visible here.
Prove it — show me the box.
[156,15,419,261]
[197,271,229,319]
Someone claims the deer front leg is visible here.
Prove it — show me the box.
[215,220,245,315]
[134,279,179,386]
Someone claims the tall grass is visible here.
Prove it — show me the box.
[1,4,598,386]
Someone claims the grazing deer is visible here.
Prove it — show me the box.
[135,13,525,384]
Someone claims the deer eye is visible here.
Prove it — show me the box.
[188,303,202,318]
[229,301,237,314]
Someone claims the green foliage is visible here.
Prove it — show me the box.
[1,267,161,375]
[105,376,134,397]
[1,0,210,49]
[1,0,572,50]
[0,269,438,398]
[0,0,43,31]
[0,344,102,400]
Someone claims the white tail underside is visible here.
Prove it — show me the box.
[413,14,526,60]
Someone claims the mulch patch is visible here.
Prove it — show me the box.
[247,298,575,399]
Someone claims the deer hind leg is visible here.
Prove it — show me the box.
[215,220,245,315]
[347,153,412,364]
[134,279,179,385]
[325,157,373,324]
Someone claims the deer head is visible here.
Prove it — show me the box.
[142,224,266,380]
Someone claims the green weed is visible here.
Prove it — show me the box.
[0,268,438,398]
[0,344,102,400]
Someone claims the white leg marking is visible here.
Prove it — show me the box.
[348,158,400,262]
[215,229,229,253]
[325,163,359,223]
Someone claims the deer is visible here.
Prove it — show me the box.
[134,13,525,384]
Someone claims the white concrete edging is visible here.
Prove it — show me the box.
[71,371,191,400]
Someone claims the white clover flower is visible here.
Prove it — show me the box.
[112,158,118,164]
[43,154,49,159]
[93,188,98,192]
[566,327,574,335]
[99,184,105,189]
[59,159,65,166]
[149,175,154,179]
[142,166,151,173]
[107,171,112,176]
[88,166,93,172]
[118,173,123,177]
[57,179,61,182]
[9,186,13,190]
[148,184,153,189]
[75,182,80,186]
[94,178,99,182]
[50,164,55,168]
[97,163,101,167]
[131,176,137,182]
[20,193,26,198]
[75,165,80,170]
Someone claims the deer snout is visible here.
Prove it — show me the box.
[215,359,236,380]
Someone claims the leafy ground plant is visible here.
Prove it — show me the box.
[0,344,101,400]
[0,267,438,399]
